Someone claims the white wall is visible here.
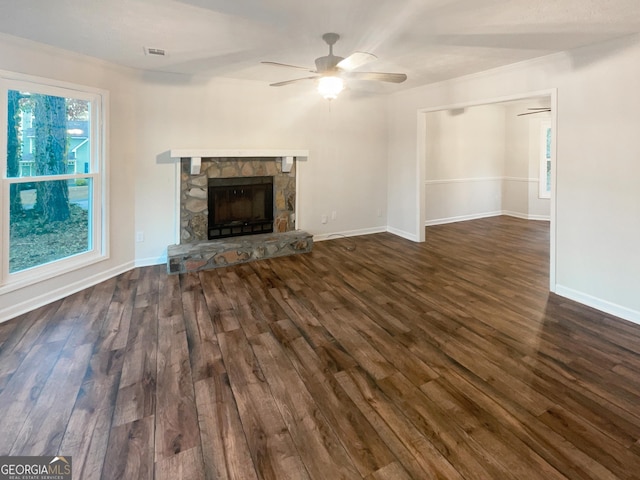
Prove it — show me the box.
[387,33,640,321]
[425,105,505,223]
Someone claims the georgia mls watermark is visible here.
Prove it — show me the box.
[0,456,72,480]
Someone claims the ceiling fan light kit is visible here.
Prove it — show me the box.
[317,76,344,100]
[262,32,407,100]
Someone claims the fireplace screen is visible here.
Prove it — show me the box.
[208,176,274,239]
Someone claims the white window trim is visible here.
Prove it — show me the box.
[0,70,109,294]
[539,119,552,199]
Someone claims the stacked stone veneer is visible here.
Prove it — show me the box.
[167,230,312,274]
[180,157,296,243]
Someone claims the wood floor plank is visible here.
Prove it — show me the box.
[0,340,65,454]
[250,331,361,479]
[443,362,620,480]
[95,270,136,352]
[194,376,259,480]
[102,416,155,480]
[155,314,200,464]
[9,343,93,456]
[335,366,465,480]
[218,328,310,480]
[0,301,62,390]
[155,446,206,480]
[58,356,121,480]
[4,216,640,479]
[539,404,640,479]
[282,334,396,476]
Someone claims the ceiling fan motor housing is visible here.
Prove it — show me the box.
[315,55,344,74]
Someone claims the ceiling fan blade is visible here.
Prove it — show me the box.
[517,109,551,116]
[269,76,319,87]
[346,71,407,83]
[261,61,315,72]
[337,52,377,71]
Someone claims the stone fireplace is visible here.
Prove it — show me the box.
[179,157,296,244]
[167,152,312,274]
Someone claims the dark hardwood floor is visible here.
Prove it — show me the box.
[2,216,640,479]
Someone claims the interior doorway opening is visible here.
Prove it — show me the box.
[417,90,557,291]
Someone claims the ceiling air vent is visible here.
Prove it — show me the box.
[144,47,166,56]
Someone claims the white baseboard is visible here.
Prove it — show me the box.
[425,211,502,226]
[0,261,135,323]
[386,226,420,242]
[502,210,550,221]
[555,284,640,325]
[426,211,549,226]
[313,226,387,242]
[135,255,166,267]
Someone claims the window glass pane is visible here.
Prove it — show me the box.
[6,90,91,178]
[545,127,552,193]
[9,178,92,273]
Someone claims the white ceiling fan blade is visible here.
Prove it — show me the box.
[346,71,407,83]
[337,52,377,71]
[261,61,315,72]
[269,76,319,87]
[517,109,551,116]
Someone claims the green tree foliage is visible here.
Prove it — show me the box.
[7,90,22,215]
[33,94,70,222]
[66,98,89,120]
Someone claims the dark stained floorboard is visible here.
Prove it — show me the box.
[1,216,640,479]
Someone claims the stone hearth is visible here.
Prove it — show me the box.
[167,230,312,274]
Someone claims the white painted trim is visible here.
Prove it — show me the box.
[548,89,558,292]
[0,261,134,323]
[386,225,420,242]
[555,285,640,325]
[417,89,556,115]
[425,177,503,185]
[135,255,166,268]
[425,177,538,185]
[169,149,309,159]
[416,112,426,242]
[313,226,387,242]
[425,211,549,226]
[425,211,502,226]
[503,177,539,183]
[501,211,550,221]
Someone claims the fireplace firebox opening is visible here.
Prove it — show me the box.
[208,176,274,239]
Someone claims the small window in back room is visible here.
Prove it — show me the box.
[539,120,552,199]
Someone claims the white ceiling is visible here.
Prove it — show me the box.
[1,0,639,92]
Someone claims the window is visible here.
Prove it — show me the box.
[539,119,552,199]
[1,72,107,291]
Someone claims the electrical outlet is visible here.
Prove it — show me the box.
[377,208,382,217]
[321,215,328,224]
[331,211,337,220]
[136,231,144,242]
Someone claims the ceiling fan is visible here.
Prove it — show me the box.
[517,107,551,116]
[261,32,407,99]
